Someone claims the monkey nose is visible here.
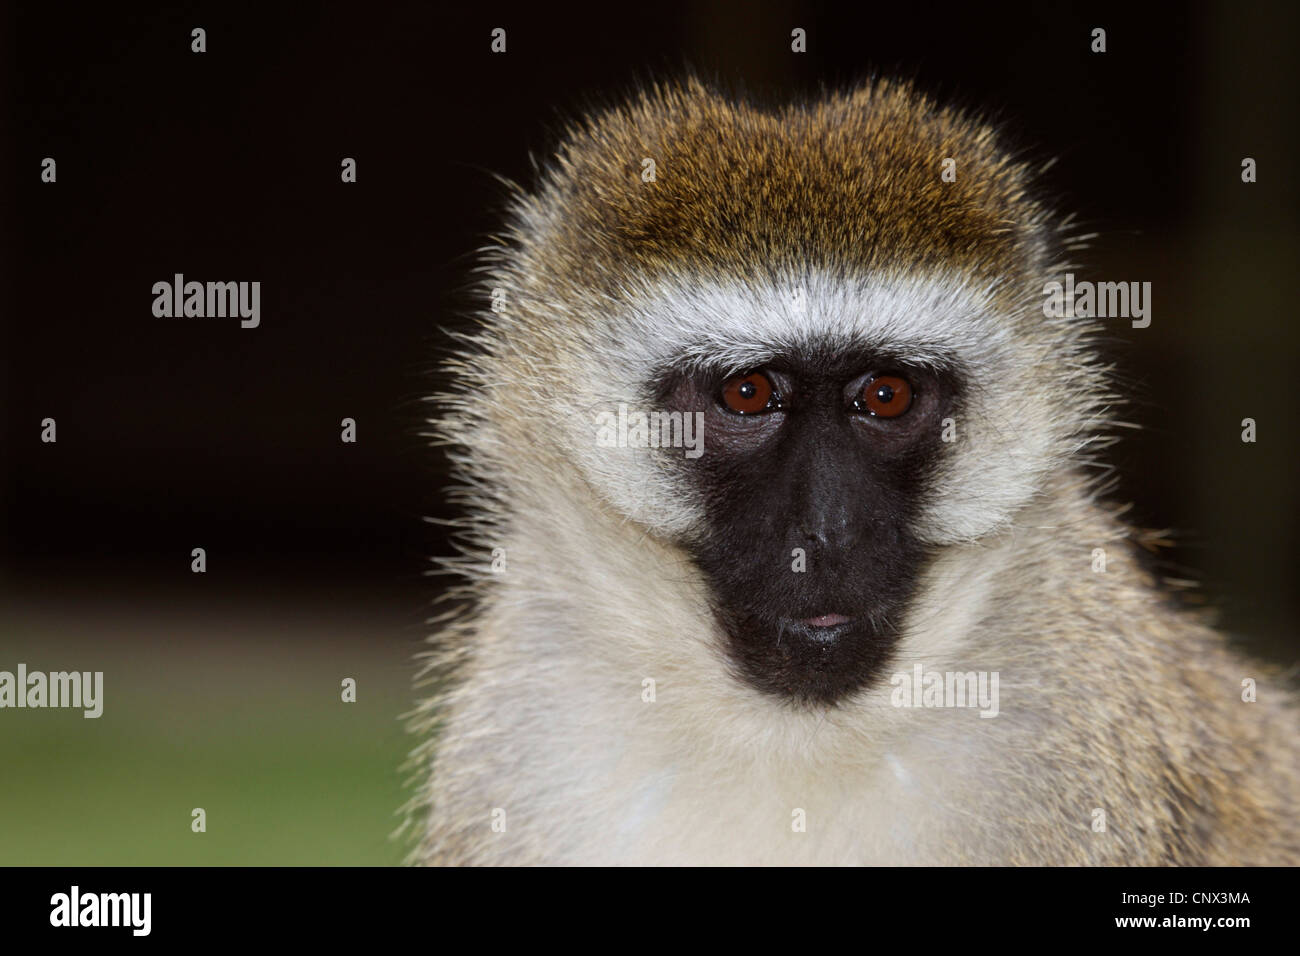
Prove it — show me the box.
[799,527,829,548]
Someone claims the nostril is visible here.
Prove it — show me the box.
[800,526,829,549]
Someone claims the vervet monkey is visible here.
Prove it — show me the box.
[408,78,1300,865]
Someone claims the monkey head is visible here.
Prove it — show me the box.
[466,78,1109,706]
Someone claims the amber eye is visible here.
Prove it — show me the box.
[859,375,913,418]
[721,372,775,415]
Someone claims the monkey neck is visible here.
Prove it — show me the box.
[432,466,1296,864]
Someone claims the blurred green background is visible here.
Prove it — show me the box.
[0,585,419,865]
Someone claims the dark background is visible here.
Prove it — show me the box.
[1,1,1297,862]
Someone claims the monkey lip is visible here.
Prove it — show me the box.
[800,613,852,627]
[774,614,856,647]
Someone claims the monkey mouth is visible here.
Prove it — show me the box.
[713,603,902,705]
[801,613,852,627]
[778,614,855,646]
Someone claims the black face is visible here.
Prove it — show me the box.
[660,349,960,706]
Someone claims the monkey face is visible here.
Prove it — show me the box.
[661,349,960,705]
[483,81,1113,713]
[547,268,1094,708]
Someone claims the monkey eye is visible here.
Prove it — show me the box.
[853,374,913,418]
[720,371,778,415]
